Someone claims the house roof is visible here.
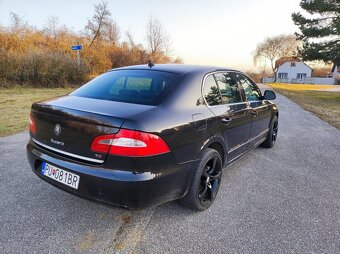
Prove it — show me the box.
[276,60,312,70]
[275,57,298,69]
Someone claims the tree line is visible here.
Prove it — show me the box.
[0,1,182,87]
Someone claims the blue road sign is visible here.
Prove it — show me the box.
[71,45,82,50]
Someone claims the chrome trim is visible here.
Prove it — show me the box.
[201,70,264,108]
[228,135,267,164]
[228,128,269,153]
[32,138,104,164]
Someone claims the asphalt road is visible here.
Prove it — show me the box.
[1,93,339,254]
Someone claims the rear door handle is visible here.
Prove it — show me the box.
[221,118,232,125]
[251,111,258,117]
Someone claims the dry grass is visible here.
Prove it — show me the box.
[269,83,335,91]
[0,87,75,136]
[269,86,340,129]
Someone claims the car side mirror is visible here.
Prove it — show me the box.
[263,90,276,100]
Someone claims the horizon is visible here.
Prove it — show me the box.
[0,0,302,71]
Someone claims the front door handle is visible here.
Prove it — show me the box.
[221,118,232,125]
[251,111,258,117]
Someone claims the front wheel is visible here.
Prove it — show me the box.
[181,148,223,211]
[261,115,278,148]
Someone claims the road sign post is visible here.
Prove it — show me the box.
[71,45,83,69]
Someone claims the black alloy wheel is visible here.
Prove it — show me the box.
[181,148,222,211]
[198,156,222,205]
[272,120,278,145]
[261,115,278,148]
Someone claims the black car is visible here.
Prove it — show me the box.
[27,64,278,211]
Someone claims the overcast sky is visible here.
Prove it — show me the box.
[0,0,302,71]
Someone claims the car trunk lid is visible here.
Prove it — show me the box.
[30,95,155,163]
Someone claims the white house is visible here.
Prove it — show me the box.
[276,61,312,83]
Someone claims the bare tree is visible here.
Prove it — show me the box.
[125,30,135,47]
[10,12,23,29]
[103,21,120,45]
[145,16,171,55]
[9,12,29,35]
[44,16,59,38]
[85,1,112,47]
[253,34,301,76]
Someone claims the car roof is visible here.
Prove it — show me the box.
[110,64,238,76]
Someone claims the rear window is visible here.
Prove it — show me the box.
[71,70,182,106]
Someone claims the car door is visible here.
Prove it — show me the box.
[203,72,252,160]
[235,73,272,140]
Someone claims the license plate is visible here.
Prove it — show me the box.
[41,162,80,190]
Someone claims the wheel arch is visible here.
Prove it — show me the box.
[200,135,227,166]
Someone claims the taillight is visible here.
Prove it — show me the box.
[91,129,170,157]
[91,134,115,153]
[29,113,36,134]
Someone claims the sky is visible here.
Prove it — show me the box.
[0,0,302,71]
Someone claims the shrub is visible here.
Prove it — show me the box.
[0,49,89,87]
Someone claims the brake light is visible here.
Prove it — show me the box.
[29,113,36,134]
[91,129,170,157]
[91,134,115,153]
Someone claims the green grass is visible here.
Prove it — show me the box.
[271,88,340,129]
[0,87,75,136]
[268,83,335,91]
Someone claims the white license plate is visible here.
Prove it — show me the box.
[41,162,80,190]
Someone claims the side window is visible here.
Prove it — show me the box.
[203,75,222,106]
[236,73,262,101]
[214,72,242,104]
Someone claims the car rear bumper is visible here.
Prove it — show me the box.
[26,140,195,210]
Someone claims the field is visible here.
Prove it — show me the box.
[269,83,335,91]
[268,83,340,129]
[0,87,75,136]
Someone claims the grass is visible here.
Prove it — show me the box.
[0,87,75,136]
[269,83,335,91]
[268,84,340,129]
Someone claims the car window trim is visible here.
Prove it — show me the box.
[202,73,223,106]
[212,74,224,104]
[234,72,263,102]
[202,71,249,108]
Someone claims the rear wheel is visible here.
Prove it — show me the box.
[261,115,278,148]
[181,148,222,211]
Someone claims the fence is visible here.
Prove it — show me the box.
[304,77,335,85]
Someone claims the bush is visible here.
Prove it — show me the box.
[0,49,88,87]
[0,21,179,87]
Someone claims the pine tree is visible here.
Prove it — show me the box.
[292,0,340,64]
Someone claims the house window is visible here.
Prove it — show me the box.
[278,73,288,79]
[297,73,307,80]
[291,62,296,67]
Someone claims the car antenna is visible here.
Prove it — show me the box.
[148,60,154,68]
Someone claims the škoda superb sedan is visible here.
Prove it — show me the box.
[27,64,278,211]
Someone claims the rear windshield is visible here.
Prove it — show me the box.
[71,70,182,106]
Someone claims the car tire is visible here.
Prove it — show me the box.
[181,148,223,211]
[261,115,278,148]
